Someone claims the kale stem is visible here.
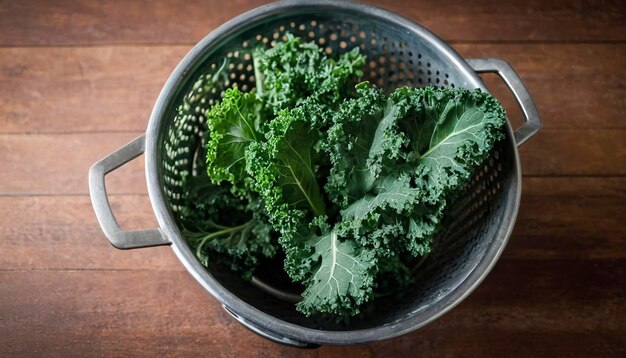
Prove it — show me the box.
[252,51,264,97]
[195,220,254,259]
[212,58,228,82]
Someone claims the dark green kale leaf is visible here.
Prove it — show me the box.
[374,254,414,298]
[254,33,365,113]
[245,101,329,279]
[244,100,380,317]
[324,85,407,207]
[245,100,329,222]
[179,177,276,279]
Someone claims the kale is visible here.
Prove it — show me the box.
[178,34,505,318]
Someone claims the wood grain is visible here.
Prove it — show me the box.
[0,195,179,271]
[1,44,624,134]
[1,0,624,356]
[507,177,626,260]
[1,259,624,357]
[0,132,145,195]
[0,46,187,134]
[1,178,624,271]
[518,129,625,176]
[1,0,624,46]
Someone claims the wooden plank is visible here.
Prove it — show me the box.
[0,0,624,46]
[0,129,624,196]
[0,132,145,195]
[507,177,626,260]
[0,46,188,134]
[0,195,180,271]
[1,178,623,271]
[519,129,626,176]
[1,260,624,356]
[1,44,624,133]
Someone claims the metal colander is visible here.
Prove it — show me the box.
[89,0,540,347]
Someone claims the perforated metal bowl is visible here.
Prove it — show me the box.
[89,0,540,347]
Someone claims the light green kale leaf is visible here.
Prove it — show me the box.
[338,174,443,257]
[396,87,506,203]
[179,180,276,279]
[296,218,377,317]
[205,88,264,194]
[328,86,505,259]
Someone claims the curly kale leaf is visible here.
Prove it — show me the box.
[254,33,365,113]
[396,87,506,203]
[246,102,328,221]
[205,88,264,194]
[327,85,505,259]
[244,101,330,279]
[179,179,277,279]
[296,218,377,317]
[324,85,407,206]
[338,174,443,257]
[245,102,381,316]
[374,255,414,299]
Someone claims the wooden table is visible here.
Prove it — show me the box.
[1,1,624,356]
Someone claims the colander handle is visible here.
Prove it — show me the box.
[466,58,542,147]
[89,134,171,249]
